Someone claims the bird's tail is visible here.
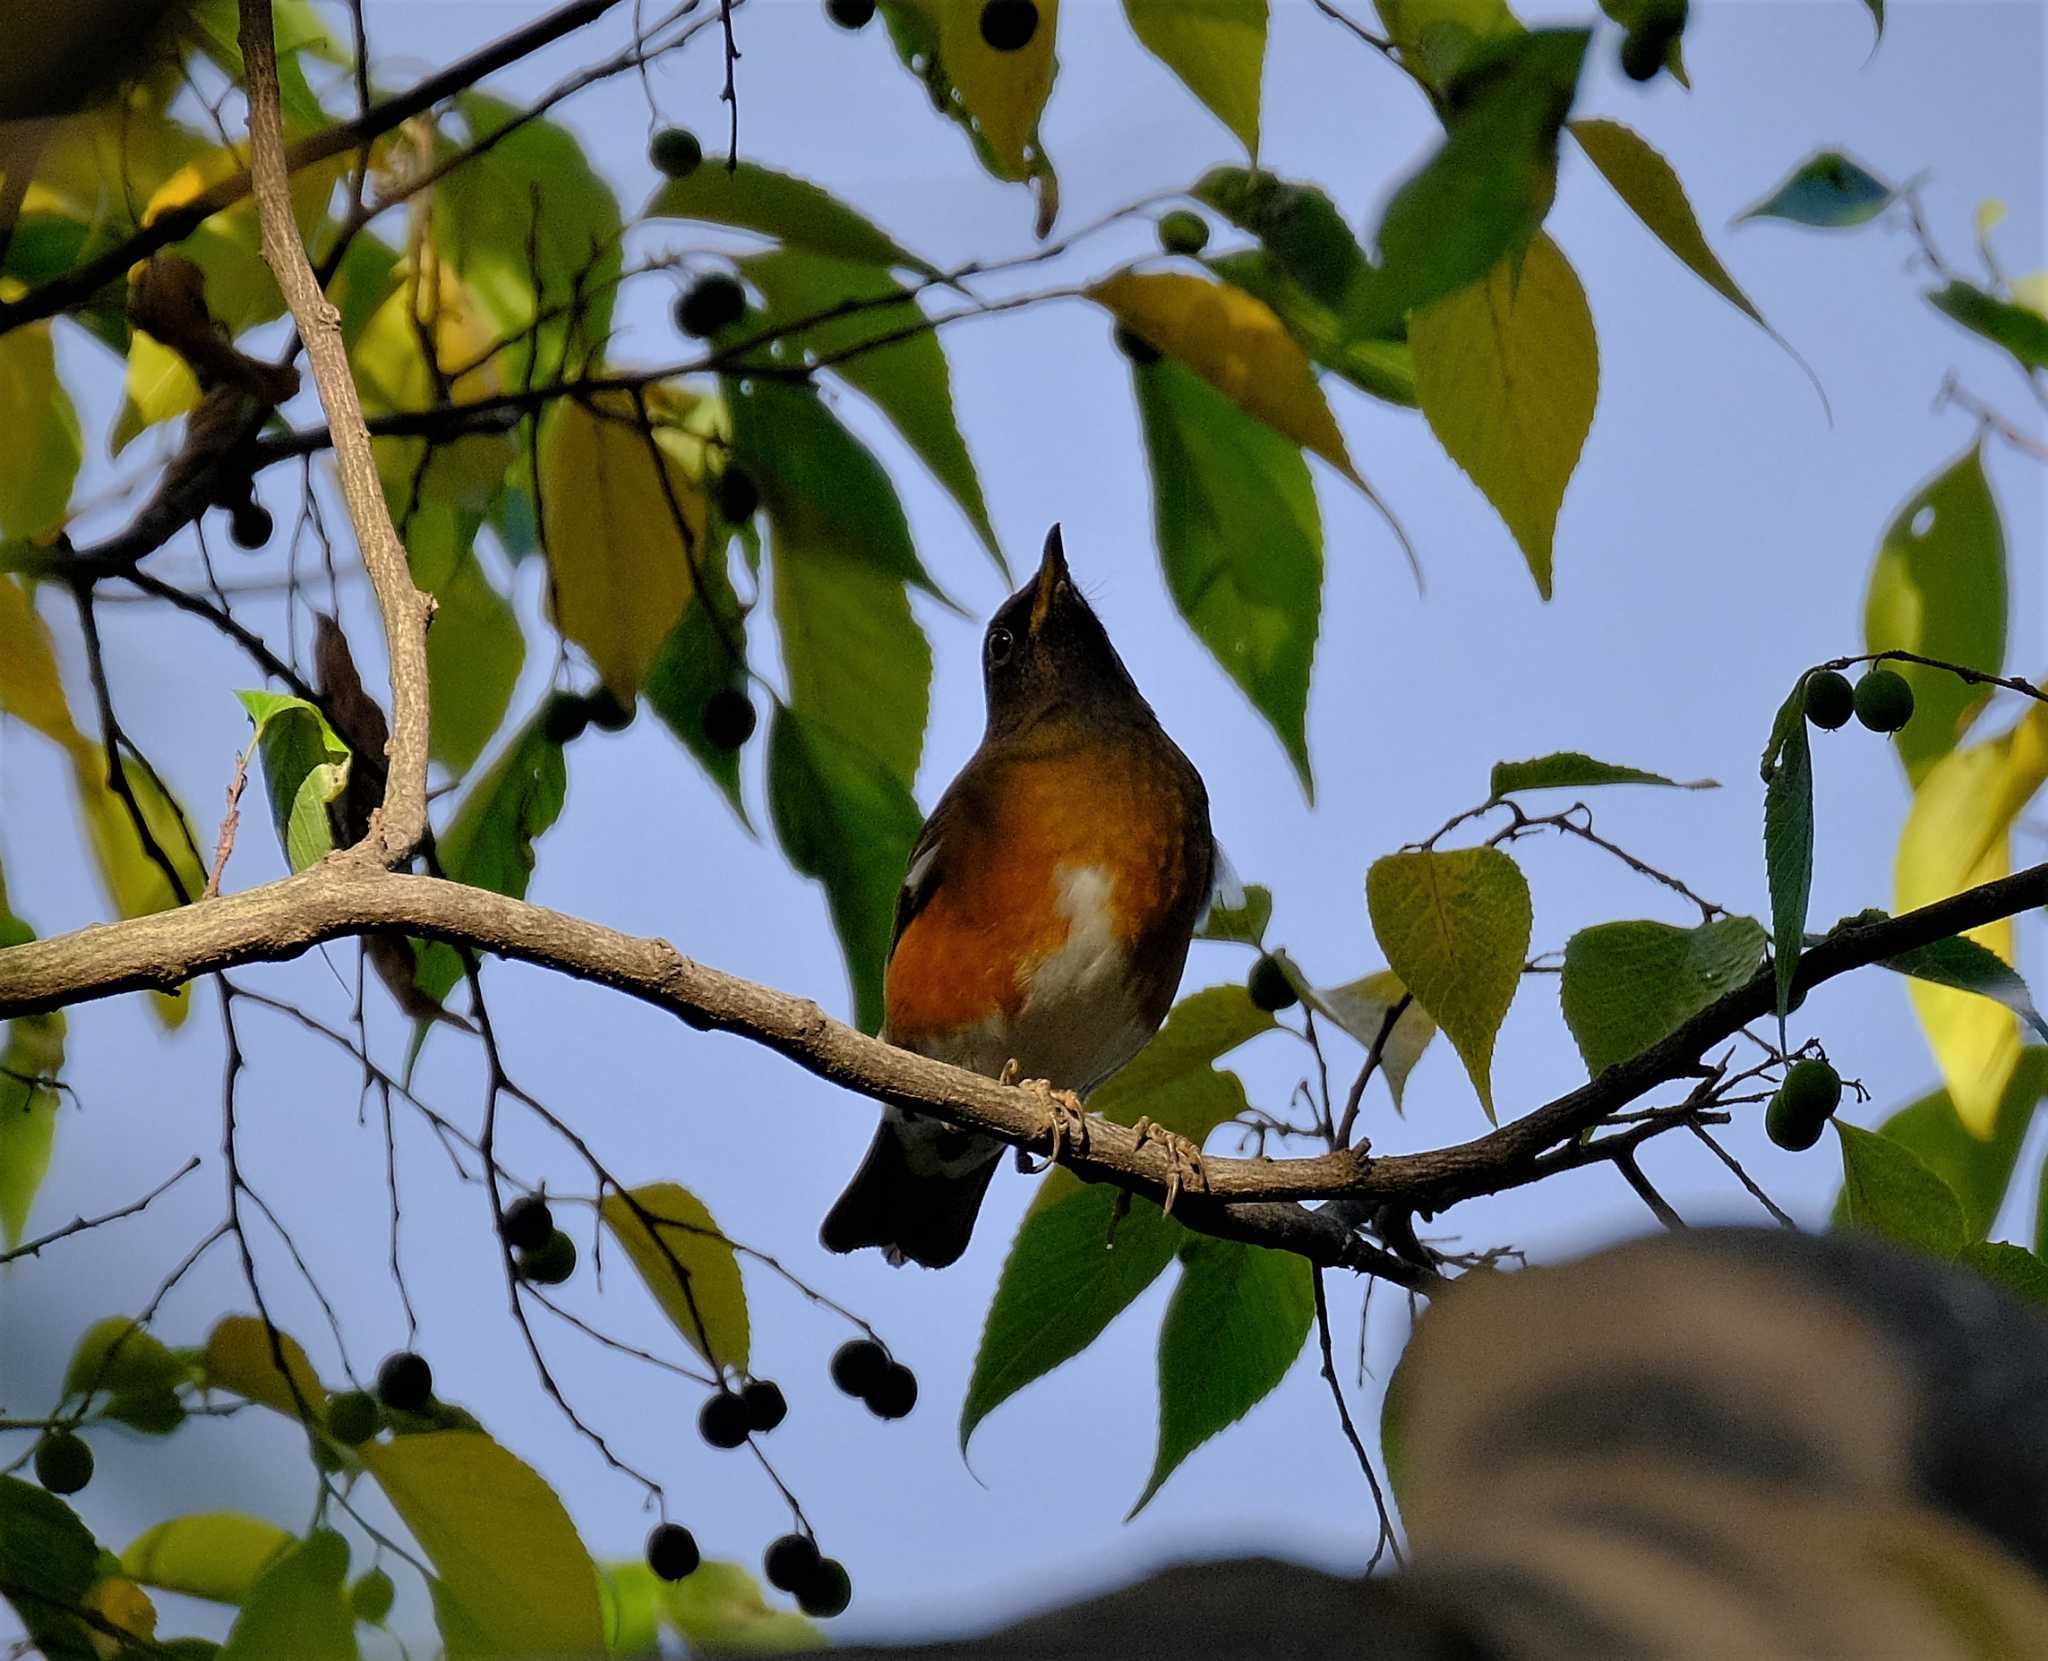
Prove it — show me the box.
[820,1110,1002,1269]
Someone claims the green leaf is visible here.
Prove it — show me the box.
[63,1316,185,1401]
[1355,29,1590,334]
[437,91,622,381]
[1126,1,1266,155]
[0,322,84,537]
[201,1316,327,1422]
[1373,0,1523,91]
[1863,443,2007,786]
[766,707,925,1034]
[1959,1240,2048,1306]
[1859,0,1884,39]
[0,1474,103,1661]
[1834,1120,1967,1259]
[962,987,1273,1450]
[124,1515,295,1606]
[1300,969,1437,1112]
[363,1432,604,1659]
[413,715,569,1006]
[644,544,750,826]
[1193,168,1363,308]
[1131,1235,1312,1516]
[1927,281,2048,374]
[737,248,1002,573]
[599,1183,750,1374]
[235,691,352,873]
[1737,150,1894,229]
[1490,751,1715,796]
[1831,1049,2048,1242]
[656,1558,825,1653]
[1559,917,1766,1076]
[425,550,525,778]
[218,1531,355,1661]
[1365,848,1531,1121]
[1879,936,2048,1045]
[1196,879,1272,946]
[0,871,64,1247]
[647,161,930,271]
[1760,681,1814,1022]
[878,0,1060,196]
[1132,354,1320,793]
[1410,233,1596,599]
[1205,249,1417,406]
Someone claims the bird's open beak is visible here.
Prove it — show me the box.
[1030,523,1067,634]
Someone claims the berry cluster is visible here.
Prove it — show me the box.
[830,1338,916,1419]
[1766,1058,1842,1152]
[1803,667,1914,735]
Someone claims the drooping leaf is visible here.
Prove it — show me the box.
[881,0,1061,197]
[62,1316,185,1401]
[219,1531,356,1661]
[234,691,352,873]
[363,1433,603,1659]
[1959,1241,2048,1306]
[1127,1,1266,155]
[962,987,1273,1450]
[1560,916,1767,1076]
[0,321,81,537]
[655,1558,825,1653]
[738,247,1002,572]
[644,543,750,826]
[0,1473,103,1661]
[1372,0,1523,91]
[1131,1235,1312,1515]
[1879,935,2048,1044]
[1834,1121,1967,1259]
[1204,249,1417,406]
[1863,443,2007,785]
[1893,704,2048,1136]
[1409,233,1596,599]
[124,1514,295,1606]
[1737,150,1894,229]
[1364,849,1530,1121]
[1927,281,2048,374]
[0,574,80,744]
[1490,751,1714,797]
[1193,168,1363,307]
[413,715,569,1005]
[1830,1049,2048,1242]
[1300,969,1437,1111]
[201,1316,326,1422]
[766,707,925,1034]
[646,161,930,272]
[1760,681,1814,1023]
[538,388,704,701]
[1355,29,1590,333]
[110,329,200,457]
[424,550,525,778]
[1131,353,1320,791]
[599,1183,750,1375]
[1195,879,1272,946]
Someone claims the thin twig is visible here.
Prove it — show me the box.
[0,1158,202,1265]
[1312,1269,1404,1571]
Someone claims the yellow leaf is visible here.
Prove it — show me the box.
[1410,234,1596,599]
[122,1513,295,1604]
[1092,271,1362,485]
[0,321,83,539]
[1896,705,2048,1137]
[0,576,82,745]
[111,329,201,457]
[141,145,340,334]
[82,1576,157,1661]
[538,390,703,700]
[900,0,1061,177]
[2013,271,2048,318]
[202,1316,328,1422]
[600,1182,750,1374]
[1125,0,1266,157]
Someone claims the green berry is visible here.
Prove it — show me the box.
[676,274,746,338]
[1157,210,1209,256]
[649,128,702,179]
[326,1390,383,1446]
[863,1360,917,1420]
[34,1431,92,1495]
[742,1378,787,1432]
[700,1390,750,1449]
[765,1532,821,1593]
[517,1229,578,1286]
[1113,324,1161,366]
[1803,670,1854,731]
[376,1351,432,1413]
[830,1338,887,1398]
[349,1568,395,1625]
[979,0,1038,51]
[647,1522,701,1581]
[1619,27,1665,80]
[1853,668,1915,734]
[701,687,757,751]
[1766,1057,1842,1152]
[1247,954,1298,1013]
[826,0,875,25]
[797,1557,852,1618]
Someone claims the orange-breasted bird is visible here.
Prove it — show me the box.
[820,525,1215,1268]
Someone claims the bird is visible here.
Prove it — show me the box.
[820,524,1215,1269]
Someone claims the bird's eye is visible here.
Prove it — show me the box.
[986,626,1014,667]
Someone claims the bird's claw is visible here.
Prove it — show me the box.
[1008,1069,1090,1173]
[1131,1116,1208,1216]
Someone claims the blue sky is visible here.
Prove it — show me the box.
[3,0,2045,1649]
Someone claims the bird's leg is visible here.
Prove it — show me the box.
[1006,1065,1090,1172]
[1130,1117,1208,1217]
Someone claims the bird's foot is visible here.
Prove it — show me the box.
[1131,1117,1208,1216]
[1010,1070,1090,1173]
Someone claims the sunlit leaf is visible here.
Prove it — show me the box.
[1300,969,1436,1111]
[1490,751,1714,796]
[1366,848,1530,1121]
[0,575,80,744]
[1205,249,1417,406]
[1864,443,2006,785]
[655,1558,825,1653]
[235,691,352,873]
[110,329,200,458]
[1560,916,1766,1076]
[202,1316,326,1422]
[882,0,1061,192]
[646,161,930,272]
[362,1432,604,1660]
[140,142,340,335]
[1132,353,1319,792]
[599,1183,750,1375]
[1131,1235,1311,1515]
[1879,934,2048,1045]
[1760,681,1814,1023]
[82,1574,158,1655]
[1127,0,1266,155]
[62,1316,185,1401]
[1834,1121,1966,1259]
[1737,150,1894,229]
[1194,877,1271,946]
[0,321,82,539]
[1410,234,1595,599]
[0,1473,104,1661]
[123,1514,295,1606]
[0,960,64,1248]
[219,1532,355,1661]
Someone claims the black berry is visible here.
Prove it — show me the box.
[1766,1058,1842,1152]
[764,1532,821,1593]
[742,1378,787,1432]
[229,502,272,550]
[501,1193,553,1252]
[34,1431,92,1495]
[1619,27,1664,80]
[700,1390,751,1449]
[863,1360,917,1420]
[1804,670,1854,731]
[677,274,747,338]
[326,1389,383,1446]
[702,687,757,751]
[587,688,636,731]
[541,691,591,745]
[1247,954,1297,1012]
[797,1557,852,1618]
[649,127,702,179]
[1157,210,1209,256]
[715,466,760,524]
[826,0,875,25]
[647,1522,701,1582]
[1113,324,1161,366]
[1854,668,1915,734]
[350,1568,395,1625]
[517,1229,578,1286]
[979,0,1038,51]
[376,1351,432,1413]
[830,1338,888,1399]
